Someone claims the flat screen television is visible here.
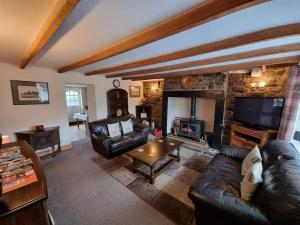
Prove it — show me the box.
[233,97,285,130]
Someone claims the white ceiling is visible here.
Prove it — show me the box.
[1,0,300,76]
[0,0,55,64]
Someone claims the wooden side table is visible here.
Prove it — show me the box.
[15,126,61,159]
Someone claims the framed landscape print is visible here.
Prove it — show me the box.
[129,86,140,97]
[11,80,49,105]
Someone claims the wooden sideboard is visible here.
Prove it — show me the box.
[230,124,278,150]
[15,126,61,158]
[0,141,51,225]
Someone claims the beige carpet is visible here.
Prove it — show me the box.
[91,143,218,225]
[43,139,175,225]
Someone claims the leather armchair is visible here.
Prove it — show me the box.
[89,114,149,158]
[189,140,300,225]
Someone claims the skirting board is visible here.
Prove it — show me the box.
[36,143,72,157]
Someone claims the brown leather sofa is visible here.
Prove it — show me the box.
[189,140,300,225]
[89,114,149,159]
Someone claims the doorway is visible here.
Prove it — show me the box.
[65,84,96,142]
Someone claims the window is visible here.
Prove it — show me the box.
[65,87,83,109]
[292,105,300,152]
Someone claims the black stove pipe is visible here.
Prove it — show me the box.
[190,97,196,120]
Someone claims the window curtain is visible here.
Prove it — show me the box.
[278,66,300,141]
[65,86,87,122]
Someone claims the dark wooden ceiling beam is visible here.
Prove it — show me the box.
[86,23,300,75]
[101,43,300,78]
[20,0,80,69]
[58,0,268,73]
[122,55,300,80]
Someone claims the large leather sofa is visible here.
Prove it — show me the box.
[89,114,149,159]
[189,140,300,225]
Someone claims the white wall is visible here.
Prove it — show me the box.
[196,98,216,133]
[166,97,216,134]
[0,62,142,145]
[167,97,190,133]
[86,84,97,122]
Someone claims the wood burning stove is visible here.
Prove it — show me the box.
[177,97,204,140]
[179,118,204,140]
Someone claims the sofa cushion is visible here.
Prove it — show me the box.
[118,114,137,126]
[124,131,147,143]
[109,136,133,152]
[254,158,300,225]
[107,122,121,137]
[189,154,270,225]
[241,162,263,201]
[260,140,299,169]
[120,119,133,134]
[241,146,262,175]
[192,154,243,200]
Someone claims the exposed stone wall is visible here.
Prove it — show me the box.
[164,73,225,91]
[142,67,290,144]
[142,80,164,127]
[223,67,290,144]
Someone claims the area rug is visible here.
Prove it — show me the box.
[91,144,218,225]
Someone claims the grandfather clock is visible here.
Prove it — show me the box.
[107,89,128,117]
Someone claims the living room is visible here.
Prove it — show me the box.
[0,1,300,225]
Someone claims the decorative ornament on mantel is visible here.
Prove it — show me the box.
[181,75,198,89]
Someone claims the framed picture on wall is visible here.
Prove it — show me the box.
[11,80,49,105]
[129,86,140,97]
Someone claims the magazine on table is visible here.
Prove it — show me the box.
[0,145,38,193]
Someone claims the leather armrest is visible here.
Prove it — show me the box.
[220,145,249,162]
[90,133,112,154]
[134,124,150,133]
[189,185,270,225]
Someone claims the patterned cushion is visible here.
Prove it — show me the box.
[241,146,262,175]
[241,162,263,201]
[120,119,133,134]
[107,122,121,137]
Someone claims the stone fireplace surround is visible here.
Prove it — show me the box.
[162,90,225,149]
[142,67,290,145]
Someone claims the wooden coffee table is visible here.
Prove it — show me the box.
[127,138,184,184]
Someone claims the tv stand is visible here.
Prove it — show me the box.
[239,124,268,131]
[230,124,278,150]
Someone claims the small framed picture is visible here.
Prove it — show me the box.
[11,80,49,105]
[141,112,147,118]
[129,86,140,97]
